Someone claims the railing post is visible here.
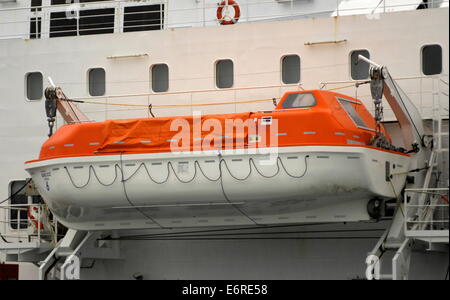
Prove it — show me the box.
[1,208,4,240]
[37,205,41,246]
[203,0,206,27]
[116,2,122,34]
[404,190,408,236]
[105,97,108,121]
[54,216,58,245]
[246,0,249,22]
[16,208,20,242]
[160,0,163,30]
[234,89,237,113]
[147,94,150,118]
[419,77,423,115]
[190,93,193,115]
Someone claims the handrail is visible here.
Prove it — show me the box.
[405,188,449,192]
[0,0,443,13]
[0,203,59,246]
[72,84,299,101]
[319,75,450,88]
[404,188,449,236]
[0,0,448,40]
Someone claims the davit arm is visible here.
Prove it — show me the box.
[358,55,427,154]
[44,78,90,137]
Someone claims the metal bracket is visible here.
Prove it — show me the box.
[59,232,92,280]
[45,87,58,137]
[392,238,413,280]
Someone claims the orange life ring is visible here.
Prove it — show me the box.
[217,0,241,25]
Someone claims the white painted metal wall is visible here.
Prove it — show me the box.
[0,5,448,279]
[1,0,448,39]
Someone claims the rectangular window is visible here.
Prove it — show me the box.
[50,11,77,38]
[282,55,300,84]
[79,9,115,36]
[88,68,106,96]
[216,59,234,89]
[29,17,42,39]
[337,97,369,129]
[9,181,28,230]
[50,5,114,37]
[282,93,316,109]
[124,5,164,32]
[151,64,169,93]
[30,1,42,39]
[26,72,43,101]
[31,0,42,12]
[350,50,370,80]
[422,44,442,75]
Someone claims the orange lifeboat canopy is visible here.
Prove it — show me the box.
[29,90,400,164]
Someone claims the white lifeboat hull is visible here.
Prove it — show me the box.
[25,146,410,230]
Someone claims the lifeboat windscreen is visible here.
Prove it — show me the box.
[281,92,317,109]
[336,97,370,129]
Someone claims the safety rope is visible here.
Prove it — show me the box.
[62,84,370,109]
[64,155,310,188]
[326,84,358,91]
[63,98,278,109]
[63,155,310,226]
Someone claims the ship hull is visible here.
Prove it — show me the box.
[25,145,410,230]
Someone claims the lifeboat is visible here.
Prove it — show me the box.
[25,90,411,230]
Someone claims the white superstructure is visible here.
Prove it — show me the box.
[0,0,448,280]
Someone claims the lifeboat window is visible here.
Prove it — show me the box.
[282,55,300,84]
[88,68,106,96]
[26,72,43,101]
[282,93,316,109]
[422,44,442,75]
[151,64,169,93]
[350,50,370,80]
[337,97,369,129]
[8,181,28,230]
[216,59,234,89]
